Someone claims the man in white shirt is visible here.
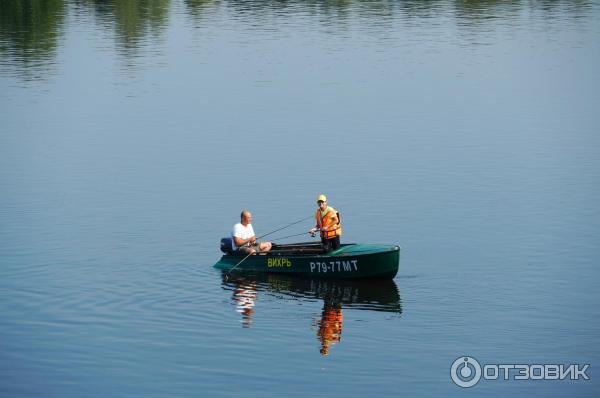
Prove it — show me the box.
[232,210,272,255]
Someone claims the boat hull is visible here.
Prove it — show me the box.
[214,243,400,279]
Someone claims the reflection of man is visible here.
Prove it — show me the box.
[233,280,257,328]
[317,304,344,356]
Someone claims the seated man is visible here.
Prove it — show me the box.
[231,210,272,255]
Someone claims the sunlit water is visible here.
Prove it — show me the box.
[1,1,599,397]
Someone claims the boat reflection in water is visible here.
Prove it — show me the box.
[222,272,402,355]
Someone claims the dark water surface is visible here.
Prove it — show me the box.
[1,1,599,397]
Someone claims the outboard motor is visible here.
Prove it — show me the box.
[220,237,233,254]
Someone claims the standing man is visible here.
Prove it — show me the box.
[232,210,272,255]
[309,194,342,252]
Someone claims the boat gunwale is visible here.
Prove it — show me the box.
[219,243,400,259]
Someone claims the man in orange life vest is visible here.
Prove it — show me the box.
[309,194,342,252]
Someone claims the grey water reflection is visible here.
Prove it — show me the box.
[0,0,66,81]
[223,273,402,356]
[453,0,593,29]
[0,0,595,80]
[76,0,170,55]
[184,0,216,19]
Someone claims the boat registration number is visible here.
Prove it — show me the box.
[310,260,358,273]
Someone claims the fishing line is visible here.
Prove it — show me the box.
[269,232,312,241]
[257,215,313,240]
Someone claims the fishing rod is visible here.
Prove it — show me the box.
[253,202,345,245]
[224,251,254,281]
[258,197,347,241]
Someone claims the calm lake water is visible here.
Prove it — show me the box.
[1,1,599,397]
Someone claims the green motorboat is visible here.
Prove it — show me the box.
[215,240,400,279]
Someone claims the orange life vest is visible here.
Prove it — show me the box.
[315,207,342,239]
